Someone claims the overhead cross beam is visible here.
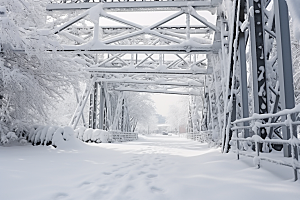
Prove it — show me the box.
[47,1,220,12]
[114,87,201,96]
[48,1,220,54]
[59,45,215,54]
[96,78,204,87]
[68,25,211,35]
[86,68,212,75]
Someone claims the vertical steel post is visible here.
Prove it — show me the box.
[208,86,215,132]
[274,0,296,157]
[223,0,239,153]
[92,82,98,129]
[188,98,193,134]
[99,83,105,130]
[248,0,269,144]
[121,99,125,132]
[88,91,94,128]
[238,0,250,138]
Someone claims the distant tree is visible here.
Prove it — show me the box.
[166,97,188,133]
[125,93,156,132]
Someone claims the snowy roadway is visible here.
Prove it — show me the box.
[1,134,300,200]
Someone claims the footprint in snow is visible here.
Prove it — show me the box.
[97,184,107,189]
[138,171,146,175]
[53,192,68,200]
[123,185,134,193]
[147,174,157,178]
[79,181,92,187]
[141,163,149,167]
[150,186,163,193]
[115,173,125,178]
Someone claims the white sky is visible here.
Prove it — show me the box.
[151,93,187,117]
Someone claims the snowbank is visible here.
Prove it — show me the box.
[26,125,84,150]
[74,127,110,143]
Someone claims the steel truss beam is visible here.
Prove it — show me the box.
[96,25,211,35]
[47,1,220,12]
[59,45,215,54]
[47,1,220,54]
[81,53,208,71]
[114,87,200,96]
[86,68,212,75]
[95,78,204,87]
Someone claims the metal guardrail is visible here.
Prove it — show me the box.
[109,130,138,142]
[231,111,300,181]
[186,130,212,142]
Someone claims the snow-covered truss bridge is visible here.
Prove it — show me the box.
[44,0,300,180]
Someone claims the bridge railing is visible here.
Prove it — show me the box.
[186,130,212,143]
[108,130,138,142]
[231,110,300,181]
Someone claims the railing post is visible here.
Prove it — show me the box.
[287,114,298,181]
[255,127,260,169]
[234,128,240,160]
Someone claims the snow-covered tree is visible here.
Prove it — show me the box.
[125,92,156,132]
[166,97,188,133]
[0,0,85,144]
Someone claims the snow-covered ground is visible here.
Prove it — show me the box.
[1,134,299,200]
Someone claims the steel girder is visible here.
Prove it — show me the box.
[274,0,297,158]
[248,0,269,147]
[47,0,220,12]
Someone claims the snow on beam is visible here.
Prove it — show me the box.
[59,44,213,54]
[189,7,218,31]
[67,25,211,34]
[95,78,204,87]
[114,87,201,96]
[46,1,218,12]
[85,68,212,75]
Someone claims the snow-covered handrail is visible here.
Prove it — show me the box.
[230,110,300,181]
[232,104,300,124]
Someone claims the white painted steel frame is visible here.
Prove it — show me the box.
[47,1,220,12]
[114,87,201,96]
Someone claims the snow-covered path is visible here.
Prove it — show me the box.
[1,134,299,200]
